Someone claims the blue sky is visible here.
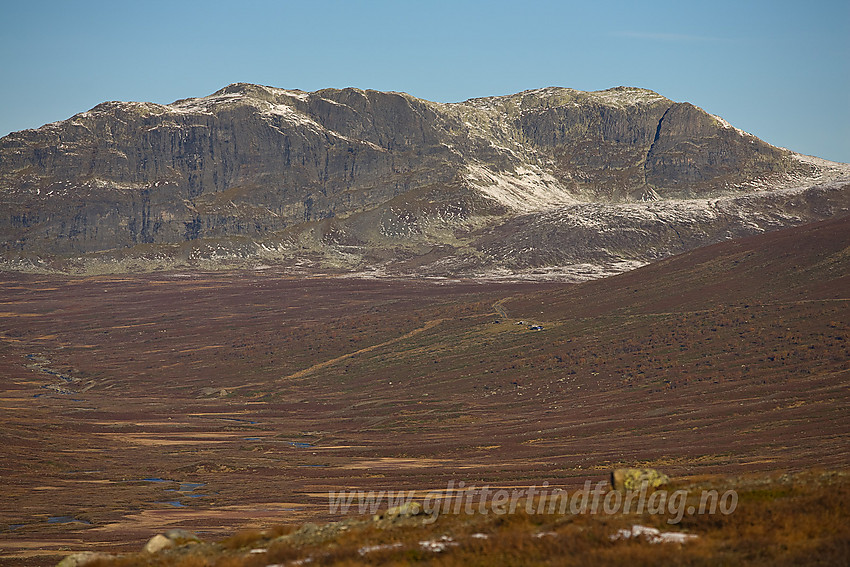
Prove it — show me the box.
[1,0,848,162]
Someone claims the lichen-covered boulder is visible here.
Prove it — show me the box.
[610,468,670,492]
[372,501,423,522]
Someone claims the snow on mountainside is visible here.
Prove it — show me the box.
[0,83,848,278]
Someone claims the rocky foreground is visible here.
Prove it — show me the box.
[55,470,849,567]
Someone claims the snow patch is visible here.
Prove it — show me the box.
[472,261,648,283]
[791,152,850,175]
[591,87,668,107]
[169,93,245,114]
[263,102,324,132]
[358,542,403,555]
[316,96,348,107]
[610,524,698,544]
[710,113,751,137]
[266,86,310,101]
[261,101,385,151]
[466,164,579,212]
[419,536,458,553]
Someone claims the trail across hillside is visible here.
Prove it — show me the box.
[281,318,446,381]
[492,298,510,319]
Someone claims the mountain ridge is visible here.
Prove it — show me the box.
[1,83,848,277]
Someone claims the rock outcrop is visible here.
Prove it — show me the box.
[611,468,671,492]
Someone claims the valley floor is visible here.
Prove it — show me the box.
[1,217,848,565]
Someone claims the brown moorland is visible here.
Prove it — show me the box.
[0,216,848,565]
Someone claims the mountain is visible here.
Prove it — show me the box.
[1,83,848,277]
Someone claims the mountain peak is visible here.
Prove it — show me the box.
[1,84,847,277]
[208,82,309,100]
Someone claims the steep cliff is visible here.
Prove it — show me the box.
[1,83,847,277]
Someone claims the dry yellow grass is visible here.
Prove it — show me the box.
[82,470,848,567]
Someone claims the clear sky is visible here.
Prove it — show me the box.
[1,0,848,162]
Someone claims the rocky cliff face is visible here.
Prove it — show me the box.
[1,83,848,277]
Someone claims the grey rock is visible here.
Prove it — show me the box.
[1,83,847,277]
[143,533,175,553]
